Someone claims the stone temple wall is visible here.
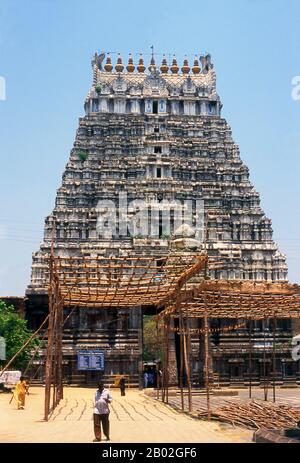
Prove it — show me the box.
[26,52,292,386]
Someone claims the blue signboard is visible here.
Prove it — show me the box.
[77,350,105,371]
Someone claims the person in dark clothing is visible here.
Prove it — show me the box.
[119,376,126,396]
[157,368,163,389]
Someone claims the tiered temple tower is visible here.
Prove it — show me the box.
[26,51,291,386]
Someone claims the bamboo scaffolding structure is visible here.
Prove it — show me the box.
[30,243,300,423]
[42,254,208,309]
[156,260,300,423]
[39,252,208,420]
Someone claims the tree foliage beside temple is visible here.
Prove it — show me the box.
[143,315,164,362]
[0,300,39,370]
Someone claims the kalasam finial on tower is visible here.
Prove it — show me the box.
[104,54,113,72]
[192,57,200,74]
[137,54,146,73]
[115,54,124,73]
[170,55,179,74]
[181,56,190,74]
[160,55,169,74]
[126,54,135,73]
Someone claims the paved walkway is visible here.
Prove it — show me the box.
[0,387,253,443]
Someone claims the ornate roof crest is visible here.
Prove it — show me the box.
[112,74,128,93]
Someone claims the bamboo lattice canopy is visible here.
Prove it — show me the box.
[44,253,208,309]
[158,279,300,320]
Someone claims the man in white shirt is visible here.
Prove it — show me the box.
[93,381,113,442]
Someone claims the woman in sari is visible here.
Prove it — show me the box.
[14,376,29,410]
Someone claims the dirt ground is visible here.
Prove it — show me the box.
[0,387,253,443]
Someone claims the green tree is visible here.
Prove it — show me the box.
[143,315,164,362]
[0,300,39,370]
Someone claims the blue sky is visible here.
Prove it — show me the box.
[0,0,300,295]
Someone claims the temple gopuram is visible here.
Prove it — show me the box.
[26,51,297,387]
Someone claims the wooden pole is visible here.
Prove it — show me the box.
[44,221,56,421]
[162,322,166,403]
[203,292,211,420]
[263,318,268,401]
[204,312,211,420]
[184,281,193,413]
[182,317,192,414]
[166,317,170,404]
[186,316,193,413]
[179,309,184,412]
[44,254,55,421]
[51,285,58,411]
[248,319,252,399]
[272,317,277,403]
[56,290,64,402]
[156,319,160,401]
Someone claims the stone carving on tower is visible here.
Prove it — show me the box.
[26,50,289,386]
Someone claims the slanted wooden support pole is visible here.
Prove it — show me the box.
[182,318,192,413]
[186,317,193,413]
[0,315,49,377]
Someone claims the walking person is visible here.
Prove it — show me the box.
[14,376,29,410]
[93,381,112,442]
[119,375,126,396]
[148,370,154,387]
[144,371,148,388]
[157,368,163,389]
